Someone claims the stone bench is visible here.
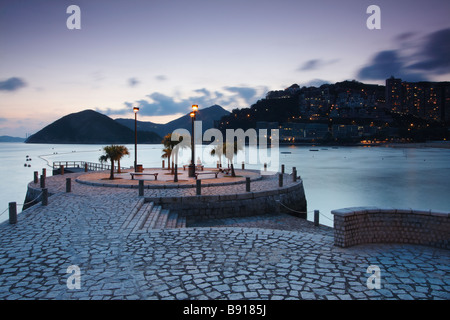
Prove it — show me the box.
[183,164,204,171]
[194,171,219,180]
[130,172,158,180]
[331,207,449,249]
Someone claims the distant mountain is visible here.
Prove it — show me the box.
[115,104,230,138]
[0,136,25,142]
[25,109,161,144]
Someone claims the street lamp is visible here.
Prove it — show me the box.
[133,106,139,172]
[189,105,198,177]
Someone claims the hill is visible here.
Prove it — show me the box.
[0,136,25,142]
[25,109,161,144]
[115,104,230,137]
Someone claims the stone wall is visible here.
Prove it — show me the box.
[147,180,307,224]
[332,207,449,249]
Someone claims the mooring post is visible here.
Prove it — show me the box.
[242,162,245,170]
[314,210,319,226]
[40,175,46,188]
[42,188,48,206]
[34,171,38,184]
[279,173,283,187]
[139,180,144,197]
[162,160,165,169]
[196,179,201,195]
[66,178,71,193]
[264,163,267,171]
[174,164,178,182]
[84,163,88,172]
[9,202,17,224]
[281,164,285,174]
[292,167,297,182]
[42,168,46,177]
[60,165,64,175]
[246,177,251,192]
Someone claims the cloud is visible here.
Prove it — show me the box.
[101,85,267,117]
[303,79,331,87]
[298,59,339,71]
[223,86,258,104]
[155,75,167,81]
[395,32,417,42]
[356,50,426,82]
[128,77,140,87]
[406,28,450,75]
[299,59,321,71]
[356,28,450,82]
[0,77,27,92]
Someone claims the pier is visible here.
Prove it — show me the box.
[0,166,448,300]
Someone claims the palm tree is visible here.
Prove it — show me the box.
[161,133,185,174]
[115,145,129,173]
[210,141,242,177]
[99,145,129,180]
[161,147,172,170]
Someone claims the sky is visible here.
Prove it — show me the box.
[0,0,449,137]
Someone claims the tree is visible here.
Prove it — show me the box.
[162,133,185,174]
[210,141,242,177]
[115,145,129,173]
[99,145,129,180]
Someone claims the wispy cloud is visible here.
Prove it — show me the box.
[0,77,27,92]
[128,77,140,87]
[356,28,450,81]
[100,85,267,117]
[155,75,168,81]
[357,50,426,82]
[406,28,450,75]
[298,59,339,72]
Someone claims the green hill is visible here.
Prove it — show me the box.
[25,109,161,144]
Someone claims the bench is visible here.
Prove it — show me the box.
[183,164,204,171]
[219,168,231,174]
[194,171,219,180]
[130,172,158,180]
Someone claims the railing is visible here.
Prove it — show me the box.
[52,161,126,172]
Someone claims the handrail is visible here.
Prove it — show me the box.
[52,161,126,171]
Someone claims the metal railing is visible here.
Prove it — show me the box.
[52,161,126,172]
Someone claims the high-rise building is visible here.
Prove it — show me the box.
[386,76,403,113]
[385,77,450,122]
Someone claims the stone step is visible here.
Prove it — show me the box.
[131,201,154,233]
[140,205,161,232]
[154,209,170,229]
[176,215,186,228]
[120,198,145,231]
[166,212,179,229]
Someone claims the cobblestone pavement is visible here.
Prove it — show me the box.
[0,172,448,300]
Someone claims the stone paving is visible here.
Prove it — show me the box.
[0,171,449,300]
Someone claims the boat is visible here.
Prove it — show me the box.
[281,152,291,154]
[309,149,319,152]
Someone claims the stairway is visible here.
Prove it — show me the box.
[121,200,186,234]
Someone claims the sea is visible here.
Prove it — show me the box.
[1,142,450,227]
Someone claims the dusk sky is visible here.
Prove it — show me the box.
[1,0,449,137]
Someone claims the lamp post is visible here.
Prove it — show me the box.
[189,104,198,178]
[133,106,139,172]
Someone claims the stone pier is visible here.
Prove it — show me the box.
[0,167,448,300]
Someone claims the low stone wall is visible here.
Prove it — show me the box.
[147,180,307,224]
[332,207,450,249]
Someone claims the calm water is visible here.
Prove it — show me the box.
[1,143,449,227]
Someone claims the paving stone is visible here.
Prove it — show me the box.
[0,171,448,300]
